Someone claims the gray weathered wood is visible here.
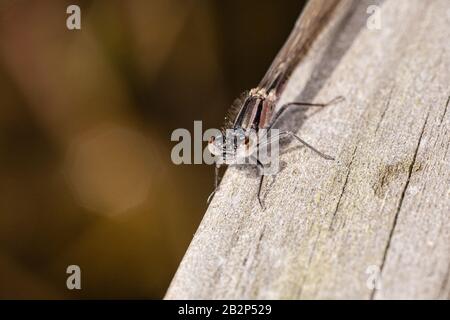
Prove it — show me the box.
[165,0,450,299]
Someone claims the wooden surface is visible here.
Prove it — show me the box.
[165,0,450,299]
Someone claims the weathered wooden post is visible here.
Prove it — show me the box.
[166,0,450,299]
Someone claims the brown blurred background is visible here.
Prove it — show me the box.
[0,0,304,298]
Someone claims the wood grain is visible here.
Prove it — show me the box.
[165,0,450,299]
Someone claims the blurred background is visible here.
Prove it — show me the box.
[0,0,304,298]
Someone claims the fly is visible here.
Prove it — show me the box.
[208,0,347,209]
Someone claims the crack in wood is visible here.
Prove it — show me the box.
[439,95,450,126]
[371,110,431,300]
[329,145,358,230]
[375,86,395,134]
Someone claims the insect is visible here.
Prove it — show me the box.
[208,0,346,208]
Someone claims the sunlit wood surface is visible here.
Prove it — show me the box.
[166,0,450,299]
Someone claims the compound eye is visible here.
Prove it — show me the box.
[207,133,225,156]
[236,132,246,144]
[236,131,257,158]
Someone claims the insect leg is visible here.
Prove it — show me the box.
[207,164,222,204]
[254,158,266,210]
[257,130,334,160]
[268,96,345,130]
[280,131,334,160]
